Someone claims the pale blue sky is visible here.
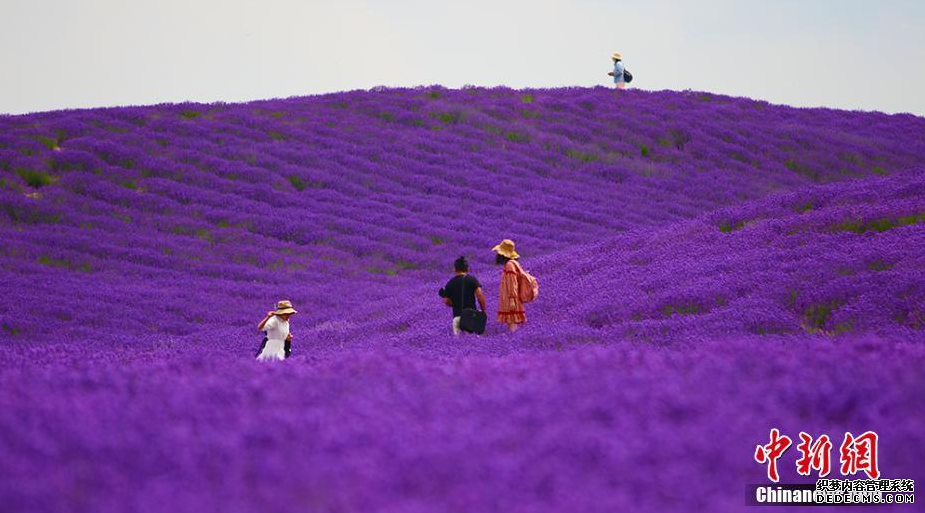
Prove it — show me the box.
[1,0,923,115]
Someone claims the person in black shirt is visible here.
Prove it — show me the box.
[438,256,487,335]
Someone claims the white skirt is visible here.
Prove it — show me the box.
[257,338,286,361]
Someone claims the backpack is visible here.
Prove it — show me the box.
[459,308,487,334]
[623,69,633,83]
[511,260,539,303]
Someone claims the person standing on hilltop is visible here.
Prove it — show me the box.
[608,51,631,90]
[439,256,487,335]
[493,239,539,333]
[256,300,297,361]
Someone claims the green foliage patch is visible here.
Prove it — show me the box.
[16,168,54,188]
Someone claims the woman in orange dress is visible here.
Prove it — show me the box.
[493,239,526,332]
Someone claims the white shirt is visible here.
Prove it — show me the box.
[264,315,290,342]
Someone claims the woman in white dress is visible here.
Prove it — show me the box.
[256,300,297,361]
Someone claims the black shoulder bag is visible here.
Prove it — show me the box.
[457,276,486,334]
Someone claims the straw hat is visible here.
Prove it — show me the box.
[612,52,622,61]
[492,239,520,259]
[273,300,297,316]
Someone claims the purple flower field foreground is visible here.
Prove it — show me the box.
[1,87,924,512]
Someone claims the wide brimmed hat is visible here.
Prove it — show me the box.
[274,300,297,316]
[492,239,520,259]
[612,52,622,60]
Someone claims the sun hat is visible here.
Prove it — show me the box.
[274,300,297,316]
[612,52,622,60]
[492,239,520,259]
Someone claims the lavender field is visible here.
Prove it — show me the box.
[1,86,924,512]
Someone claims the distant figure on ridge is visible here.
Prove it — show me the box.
[492,239,539,333]
[256,300,297,361]
[608,51,632,89]
[439,256,487,335]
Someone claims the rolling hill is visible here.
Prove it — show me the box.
[1,87,924,512]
